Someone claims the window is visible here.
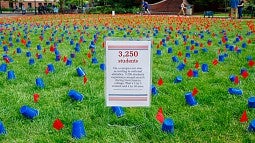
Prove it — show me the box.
[9,2,14,8]
[28,3,32,8]
[19,3,22,8]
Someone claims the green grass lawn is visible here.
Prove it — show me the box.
[0,14,255,142]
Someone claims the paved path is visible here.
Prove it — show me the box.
[0,13,34,18]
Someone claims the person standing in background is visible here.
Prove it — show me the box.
[21,4,26,15]
[238,0,244,19]
[230,0,240,19]
[178,2,186,16]
[141,0,150,15]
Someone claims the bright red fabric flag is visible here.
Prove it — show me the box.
[234,76,239,84]
[187,69,193,77]
[241,71,249,79]
[192,87,198,96]
[87,52,92,59]
[45,67,49,75]
[195,62,199,69]
[63,56,67,63]
[157,77,163,86]
[4,58,10,64]
[50,45,55,52]
[53,119,64,130]
[240,110,248,123]
[33,94,39,103]
[248,60,255,67]
[156,107,164,124]
[212,59,218,65]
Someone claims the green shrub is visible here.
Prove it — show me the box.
[1,7,14,11]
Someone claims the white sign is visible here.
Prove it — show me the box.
[105,40,151,107]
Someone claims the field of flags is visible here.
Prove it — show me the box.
[0,14,255,142]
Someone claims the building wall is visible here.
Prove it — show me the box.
[149,0,191,14]
[1,1,57,9]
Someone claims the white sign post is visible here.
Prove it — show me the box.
[105,39,151,107]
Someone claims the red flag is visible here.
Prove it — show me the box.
[83,76,88,84]
[82,58,86,65]
[79,39,83,44]
[239,36,243,41]
[248,60,255,67]
[102,42,105,48]
[234,46,238,51]
[195,62,199,69]
[234,76,239,84]
[187,69,193,77]
[45,67,49,75]
[156,107,164,124]
[63,56,67,63]
[87,52,92,59]
[33,93,39,103]
[212,59,218,65]
[192,87,198,96]
[36,53,39,58]
[21,39,26,45]
[4,58,10,64]
[190,45,195,50]
[222,37,226,43]
[39,36,43,41]
[241,71,249,79]
[53,119,64,130]
[50,45,55,52]
[248,39,252,44]
[183,58,187,64]
[240,110,248,123]
[178,51,182,57]
[157,77,163,86]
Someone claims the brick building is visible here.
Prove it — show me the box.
[149,0,191,14]
[0,0,58,9]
